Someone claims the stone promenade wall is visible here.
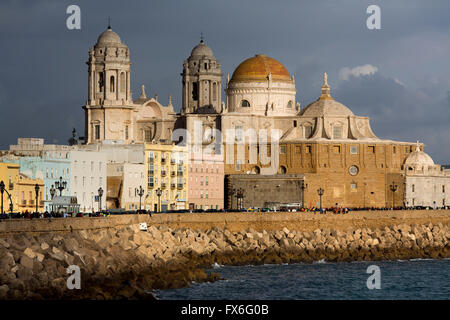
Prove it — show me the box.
[1,210,450,235]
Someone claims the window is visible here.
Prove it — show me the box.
[241,100,250,107]
[95,125,100,140]
[393,146,396,153]
[200,176,203,186]
[333,145,341,153]
[192,82,198,101]
[236,160,242,171]
[412,184,415,192]
[235,125,243,143]
[125,125,129,140]
[206,176,208,186]
[295,146,301,154]
[442,185,445,193]
[368,146,375,153]
[304,126,312,139]
[287,100,293,108]
[350,146,358,154]
[212,82,217,101]
[280,166,287,174]
[350,183,357,190]
[98,72,104,92]
[280,146,286,154]
[405,146,410,153]
[200,191,203,199]
[305,146,311,153]
[206,190,208,199]
[145,129,152,142]
[110,76,115,92]
[293,120,297,127]
[120,72,125,93]
[333,126,342,139]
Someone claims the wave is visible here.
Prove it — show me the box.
[212,262,224,269]
[313,259,326,264]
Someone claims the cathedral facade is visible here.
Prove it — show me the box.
[81,27,450,210]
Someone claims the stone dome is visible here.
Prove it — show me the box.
[230,54,291,82]
[190,40,214,58]
[96,27,125,47]
[300,72,354,117]
[300,99,354,117]
[404,144,435,167]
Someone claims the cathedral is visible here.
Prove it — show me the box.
[81,26,450,210]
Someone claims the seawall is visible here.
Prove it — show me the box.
[0,210,449,300]
[1,210,450,235]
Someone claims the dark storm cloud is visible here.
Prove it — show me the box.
[1,0,450,163]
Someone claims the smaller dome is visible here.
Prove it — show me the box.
[300,99,354,117]
[404,143,435,167]
[96,27,124,46]
[300,72,354,117]
[190,40,214,58]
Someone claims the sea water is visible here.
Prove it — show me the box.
[155,259,450,300]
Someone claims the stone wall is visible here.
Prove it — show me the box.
[1,210,450,235]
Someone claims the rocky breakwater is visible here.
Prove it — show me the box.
[0,222,449,299]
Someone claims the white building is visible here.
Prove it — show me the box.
[403,143,450,208]
[70,151,107,212]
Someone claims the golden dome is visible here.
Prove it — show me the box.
[230,54,291,82]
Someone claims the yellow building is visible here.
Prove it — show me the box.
[145,143,189,211]
[0,162,44,213]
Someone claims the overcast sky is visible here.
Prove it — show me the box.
[1,0,450,163]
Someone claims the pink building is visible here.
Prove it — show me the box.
[188,153,224,210]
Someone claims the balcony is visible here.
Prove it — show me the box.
[177,184,183,189]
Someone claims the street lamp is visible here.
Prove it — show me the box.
[34,184,40,213]
[156,188,162,212]
[135,186,144,211]
[390,183,398,209]
[54,176,67,196]
[0,181,5,214]
[98,187,103,212]
[317,187,324,212]
[300,182,308,208]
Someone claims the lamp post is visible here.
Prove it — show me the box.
[156,188,162,212]
[98,187,103,212]
[300,181,308,208]
[390,183,398,209]
[135,186,144,211]
[0,181,5,215]
[34,184,40,213]
[54,176,67,196]
[317,187,324,212]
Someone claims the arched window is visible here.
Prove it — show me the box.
[280,166,287,174]
[252,166,260,174]
[110,76,115,92]
[287,100,293,108]
[98,72,104,92]
[212,82,217,101]
[241,100,250,107]
[120,72,125,93]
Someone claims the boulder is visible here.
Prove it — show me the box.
[40,242,49,251]
[20,255,34,270]
[0,285,9,299]
[23,248,36,259]
[0,238,10,248]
